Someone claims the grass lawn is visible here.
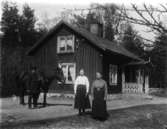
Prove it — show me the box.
[1,104,167,129]
[150,91,167,98]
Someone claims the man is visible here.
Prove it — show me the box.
[38,71,49,107]
[41,75,50,107]
[27,66,41,109]
[16,70,27,105]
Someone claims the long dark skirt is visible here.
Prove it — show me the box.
[74,85,91,109]
[92,87,108,120]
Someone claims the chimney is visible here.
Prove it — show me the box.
[90,23,103,37]
[87,13,103,37]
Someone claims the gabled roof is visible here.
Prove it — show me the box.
[27,20,142,61]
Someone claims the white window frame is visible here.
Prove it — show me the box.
[109,64,118,85]
[59,63,76,84]
[57,35,75,53]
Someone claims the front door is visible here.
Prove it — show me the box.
[107,64,122,94]
[103,54,122,94]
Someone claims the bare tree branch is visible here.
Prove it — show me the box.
[120,4,167,34]
[160,4,167,12]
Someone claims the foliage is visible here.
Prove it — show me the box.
[122,4,167,35]
[1,1,46,97]
[19,4,37,47]
[73,3,122,41]
[121,23,145,57]
[99,4,121,41]
[1,2,46,48]
[1,1,20,47]
[150,33,167,88]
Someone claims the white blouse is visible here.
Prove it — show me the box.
[74,75,89,94]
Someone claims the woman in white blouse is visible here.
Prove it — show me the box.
[74,69,91,115]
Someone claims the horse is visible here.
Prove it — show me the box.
[39,66,65,107]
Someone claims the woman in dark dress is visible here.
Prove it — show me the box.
[74,69,91,115]
[91,72,108,120]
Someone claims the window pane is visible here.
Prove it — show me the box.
[66,36,73,51]
[68,65,75,83]
[60,63,76,84]
[59,37,66,52]
[68,67,72,82]
[109,64,117,85]
[61,65,67,82]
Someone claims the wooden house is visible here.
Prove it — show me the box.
[27,20,150,94]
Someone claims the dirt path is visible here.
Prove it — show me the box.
[0,94,167,125]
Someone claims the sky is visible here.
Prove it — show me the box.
[0,0,167,42]
[2,0,167,5]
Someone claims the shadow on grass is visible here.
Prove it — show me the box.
[1,112,92,128]
[1,104,167,129]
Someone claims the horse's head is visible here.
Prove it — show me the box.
[54,66,65,84]
[39,65,65,85]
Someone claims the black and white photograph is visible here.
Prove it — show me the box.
[0,0,167,128]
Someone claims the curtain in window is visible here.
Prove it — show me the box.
[59,63,76,84]
[66,36,73,51]
[109,64,117,85]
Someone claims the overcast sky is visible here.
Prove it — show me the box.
[1,0,167,42]
[1,0,167,5]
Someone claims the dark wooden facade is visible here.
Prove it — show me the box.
[31,25,104,93]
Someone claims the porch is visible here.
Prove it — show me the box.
[103,52,149,94]
[122,65,149,94]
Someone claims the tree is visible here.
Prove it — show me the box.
[0,1,46,97]
[100,4,122,41]
[19,4,37,47]
[1,2,45,70]
[121,4,167,47]
[1,1,20,47]
[1,2,46,47]
[150,33,167,88]
[121,23,145,57]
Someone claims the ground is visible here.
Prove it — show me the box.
[0,94,167,129]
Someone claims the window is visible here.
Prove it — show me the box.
[125,66,138,83]
[57,35,74,53]
[109,64,118,85]
[59,63,76,84]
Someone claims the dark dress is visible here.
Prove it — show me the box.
[92,79,108,120]
[74,84,91,109]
